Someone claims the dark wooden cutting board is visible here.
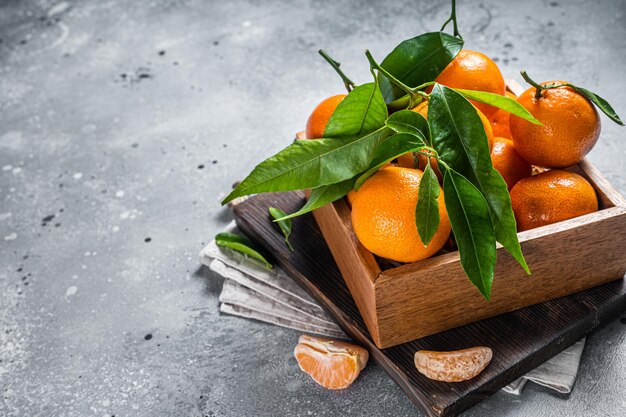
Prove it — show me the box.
[231,191,626,417]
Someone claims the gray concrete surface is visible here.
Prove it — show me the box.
[0,0,624,416]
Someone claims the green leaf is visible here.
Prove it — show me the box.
[453,88,542,125]
[443,169,496,299]
[429,84,530,274]
[324,82,388,138]
[570,85,624,126]
[269,207,294,251]
[385,110,431,144]
[415,162,440,246]
[214,232,273,270]
[354,133,427,190]
[274,179,356,221]
[222,127,392,204]
[378,32,463,102]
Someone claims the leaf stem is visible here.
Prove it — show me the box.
[440,0,462,39]
[319,49,356,93]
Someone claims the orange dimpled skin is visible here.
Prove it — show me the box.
[294,334,369,390]
[490,137,532,190]
[510,170,598,232]
[305,94,346,139]
[510,82,601,168]
[351,167,451,263]
[489,91,517,139]
[434,50,506,117]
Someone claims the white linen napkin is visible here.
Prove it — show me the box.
[201,221,584,395]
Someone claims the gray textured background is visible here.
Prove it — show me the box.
[1,0,625,416]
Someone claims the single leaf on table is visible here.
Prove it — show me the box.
[385,110,431,144]
[269,207,294,251]
[378,32,463,102]
[354,133,426,190]
[415,162,440,246]
[214,232,273,270]
[272,178,356,221]
[569,85,624,126]
[429,84,530,274]
[453,88,541,125]
[443,169,496,299]
[221,127,392,204]
[324,82,388,138]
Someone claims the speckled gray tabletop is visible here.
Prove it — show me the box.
[1,0,625,416]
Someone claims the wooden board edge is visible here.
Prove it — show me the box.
[442,286,626,417]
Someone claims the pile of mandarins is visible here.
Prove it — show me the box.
[306,49,602,264]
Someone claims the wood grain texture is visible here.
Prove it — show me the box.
[310,197,382,343]
[310,158,626,348]
[231,191,626,417]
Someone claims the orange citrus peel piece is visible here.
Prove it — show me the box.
[414,346,492,382]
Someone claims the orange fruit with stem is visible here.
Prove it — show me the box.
[490,137,532,190]
[509,81,601,168]
[433,50,506,118]
[351,166,451,263]
[294,334,368,390]
[510,170,598,232]
[489,91,517,139]
[305,94,346,139]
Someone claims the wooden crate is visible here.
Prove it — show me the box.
[312,158,626,349]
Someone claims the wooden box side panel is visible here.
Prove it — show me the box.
[375,207,626,347]
[311,198,383,344]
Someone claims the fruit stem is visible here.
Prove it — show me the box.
[440,0,463,39]
[318,49,356,93]
[520,70,545,99]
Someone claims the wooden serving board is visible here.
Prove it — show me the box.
[231,191,626,417]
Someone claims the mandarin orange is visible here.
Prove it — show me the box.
[351,166,451,263]
[509,82,601,168]
[510,170,598,231]
[305,94,346,139]
[489,91,517,139]
[490,137,532,190]
[434,50,506,117]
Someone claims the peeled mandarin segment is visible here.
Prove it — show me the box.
[294,335,369,390]
[414,347,493,382]
[305,94,346,139]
